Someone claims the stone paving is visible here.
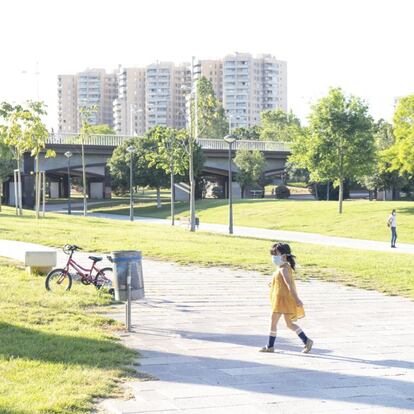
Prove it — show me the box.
[99,259,414,413]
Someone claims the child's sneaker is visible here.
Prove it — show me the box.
[259,346,274,353]
[302,339,313,353]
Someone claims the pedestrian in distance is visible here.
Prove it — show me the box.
[387,209,397,248]
[260,242,313,353]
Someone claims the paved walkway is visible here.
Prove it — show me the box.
[101,259,414,413]
[82,212,414,255]
[46,200,414,254]
[0,240,412,412]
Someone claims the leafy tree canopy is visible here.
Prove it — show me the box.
[260,109,303,142]
[385,95,414,177]
[192,77,228,139]
[108,126,204,193]
[234,149,265,198]
[232,125,262,140]
[289,88,375,212]
[88,124,116,135]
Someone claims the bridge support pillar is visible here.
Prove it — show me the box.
[104,166,112,199]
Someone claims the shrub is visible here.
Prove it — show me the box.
[211,186,224,199]
[275,185,290,199]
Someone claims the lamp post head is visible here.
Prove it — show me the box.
[64,151,72,158]
[224,134,237,145]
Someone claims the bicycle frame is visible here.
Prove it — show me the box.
[63,251,101,282]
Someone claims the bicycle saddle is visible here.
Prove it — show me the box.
[89,256,103,262]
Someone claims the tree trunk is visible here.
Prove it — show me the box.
[17,165,23,216]
[35,156,40,219]
[0,181,2,212]
[156,187,161,208]
[81,138,87,216]
[338,179,344,214]
[314,183,319,200]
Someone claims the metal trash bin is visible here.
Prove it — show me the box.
[111,250,145,301]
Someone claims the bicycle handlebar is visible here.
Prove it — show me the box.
[63,244,82,255]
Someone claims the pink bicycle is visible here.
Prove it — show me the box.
[45,244,113,293]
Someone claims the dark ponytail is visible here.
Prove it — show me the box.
[270,242,296,270]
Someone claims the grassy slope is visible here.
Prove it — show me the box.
[90,199,414,243]
[0,207,413,299]
[0,258,136,414]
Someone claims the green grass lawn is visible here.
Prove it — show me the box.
[90,199,414,243]
[0,207,413,299]
[0,257,136,414]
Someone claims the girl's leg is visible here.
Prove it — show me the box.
[283,314,313,353]
[260,313,282,351]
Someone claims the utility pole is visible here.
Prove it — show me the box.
[189,57,201,232]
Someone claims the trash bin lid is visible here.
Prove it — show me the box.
[111,250,141,262]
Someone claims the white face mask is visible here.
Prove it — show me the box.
[272,255,282,266]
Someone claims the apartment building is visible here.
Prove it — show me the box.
[77,68,118,127]
[103,71,118,129]
[113,67,146,135]
[172,63,192,129]
[58,68,118,132]
[57,74,78,132]
[223,52,287,129]
[199,59,223,102]
[145,62,191,130]
[58,53,287,134]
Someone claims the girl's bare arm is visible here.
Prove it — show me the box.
[281,267,303,306]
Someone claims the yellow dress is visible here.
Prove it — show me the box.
[270,263,305,321]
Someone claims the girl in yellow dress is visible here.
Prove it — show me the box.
[260,242,313,353]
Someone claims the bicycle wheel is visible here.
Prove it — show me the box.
[94,267,113,292]
[45,268,72,292]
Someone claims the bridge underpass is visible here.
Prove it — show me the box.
[2,134,290,207]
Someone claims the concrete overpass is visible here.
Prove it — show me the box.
[4,133,291,206]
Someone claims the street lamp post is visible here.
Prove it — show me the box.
[126,146,135,221]
[130,105,142,136]
[224,134,237,234]
[167,136,175,226]
[181,58,201,232]
[64,151,72,214]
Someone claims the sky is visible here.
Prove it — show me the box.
[0,0,413,129]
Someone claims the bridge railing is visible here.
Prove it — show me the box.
[47,133,291,152]
[197,139,290,152]
[47,133,131,146]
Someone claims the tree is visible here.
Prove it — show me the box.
[79,105,99,215]
[0,103,28,215]
[0,103,19,211]
[385,95,414,177]
[145,126,204,179]
[0,143,14,211]
[192,77,228,139]
[109,135,169,208]
[232,125,262,140]
[109,127,205,205]
[0,102,23,119]
[0,101,54,216]
[23,101,55,218]
[260,109,303,142]
[359,120,402,199]
[88,124,116,135]
[234,149,265,198]
[290,88,375,213]
[145,126,205,203]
